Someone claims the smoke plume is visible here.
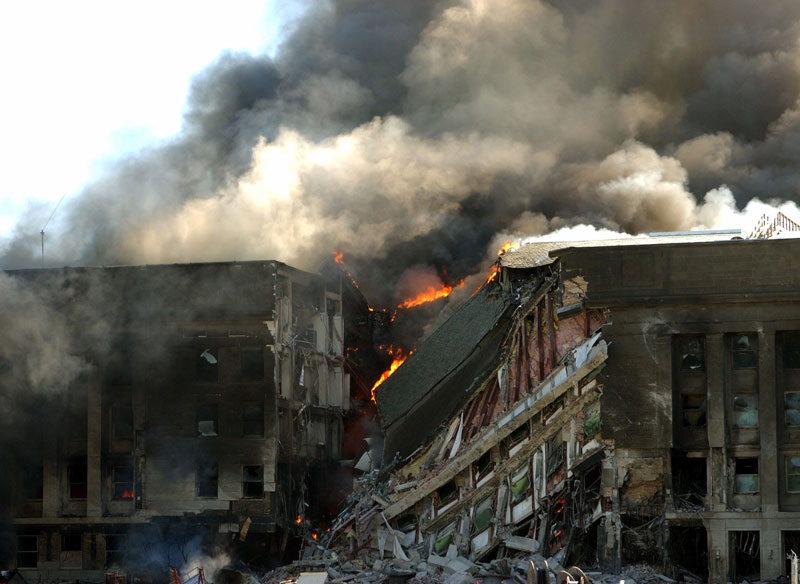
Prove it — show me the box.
[5,0,800,305]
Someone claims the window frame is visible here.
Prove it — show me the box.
[242,465,264,499]
[196,462,219,498]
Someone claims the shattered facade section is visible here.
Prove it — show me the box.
[342,235,800,584]
[3,261,373,578]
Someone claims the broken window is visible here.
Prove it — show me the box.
[436,481,458,507]
[471,496,494,534]
[240,347,264,381]
[733,394,758,428]
[734,458,759,493]
[681,394,706,428]
[196,348,218,382]
[105,534,126,567]
[511,464,532,504]
[731,334,757,369]
[547,434,565,477]
[784,332,800,369]
[242,403,264,437]
[69,461,87,500]
[112,465,134,500]
[672,454,707,509]
[786,392,800,426]
[731,531,760,582]
[61,533,82,568]
[23,464,43,500]
[196,462,218,498]
[505,422,529,456]
[433,522,456,556]
[242,465,264,499]
[16,535,37,568]
[197,404,218,437]
[583,401,601,439]
[679,337,705,371]
[473,451,494,485]
[112,405,133,440]
[787,457,800,493]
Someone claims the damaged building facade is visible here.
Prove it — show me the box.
[3,260,374,579]
[354,233,800,583]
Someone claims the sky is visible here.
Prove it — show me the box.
[0,0,300,235]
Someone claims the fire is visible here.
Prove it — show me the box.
[312,532,318,541]
[295,515,302,524]
[497,240,519,256]
[370,346,413,401]
[397,280,464,309]
[122,490,134,499]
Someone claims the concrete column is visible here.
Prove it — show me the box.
[760,518,782,581]
[86,373,102,517]
[759,330,779,513]
[707,518,728,584]
[706,334,725,448]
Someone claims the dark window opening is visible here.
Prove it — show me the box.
[105,534,126,568]
[112,405,133,440]
[682,394,706,428]
[16,535,37,568]
[197,404,218,437]
[734,458,759,494]
[668,526,708,579]
[112,466,134,500]
[680,337,705,371]
[23,464,43,500]
[242,403,264,437]
[196,463,218,498]
[474,451,494,482]
[672,454,707,509]
[547,434,565,477]
[787,457,800,493]
[731,334,757,369]
[437,481,458,507]
[61,533,82,568]
[731,531,760,582]
[508,423,529,447]
[69,461,87,500]
[784,332,800,369]
[242,465,264,499]
[784,532,800,576]
[196,349,218,382]
[240,347,264,381]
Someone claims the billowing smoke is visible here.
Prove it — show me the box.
[5,0,800,305]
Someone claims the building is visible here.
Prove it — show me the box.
[350,231,800,583]
[2,260,375,579]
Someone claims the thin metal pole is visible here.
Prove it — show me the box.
[40,230,44,267]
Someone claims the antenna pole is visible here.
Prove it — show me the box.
[41,230,44,268]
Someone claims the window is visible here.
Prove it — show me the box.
[733,394,758,428]
[69,461,87,500]
[433,522,455,556]
[734,458,759,493]
[196,349,218,382]
[242,403,264,437]
[240,347,264,381]
[112,466,134,500]
[784,332,800,369]
[787,457,800,493]
[680,337,705,371]
[196,463,218,498]
[547,434,565,476]
[682,394,706,428]
[471,496,493,534]
[112,405,133,440]
[16,535,37,568]
[197,404,218,436]
[731,334,757,369]
[511,465,531,503]
[436,481,458,507]
[583,401,601,438]
[23,464,43,500]
[61,533,82,568]
[242,465,264,499]
[105,534,126,567]
[786,392,800,426]
[473,451,494,484]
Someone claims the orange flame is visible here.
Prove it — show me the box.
[122,490,134,499]
[312,532,318,541]
[295,515,302,524]
[497,240,519,256]
[397,280,464,309]
[371,347,413,402]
